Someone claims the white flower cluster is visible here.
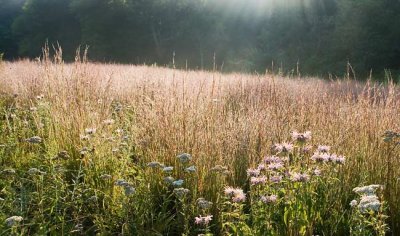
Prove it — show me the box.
[5,216,23,226]
[351,184,382,213]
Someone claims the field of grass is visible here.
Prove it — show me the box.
[0,57,399,235]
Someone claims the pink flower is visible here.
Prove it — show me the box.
[263,155,283,164]
[260,194,278,204]
[272,143,293,154]
[224,187,246,202]
[250,176,267,185]
[291,131,312,143]
[247,168,260,177]
[270,175,283,183]
[291,172,310,182]
[195,215,213,225]
[268,162,284,171]
[317,145,331,153]
[232,192,246,203]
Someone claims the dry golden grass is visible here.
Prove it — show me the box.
[1,59,399,233]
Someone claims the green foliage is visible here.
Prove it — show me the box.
[1,0,400,76]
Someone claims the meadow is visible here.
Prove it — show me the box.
[0,54,399,235]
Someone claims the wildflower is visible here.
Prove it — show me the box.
[247,168,260,177]
[224,187,245,202]
[36,94,44,100]
[272,143,293,154]
[2,168,16,175]
[172,179,184,187]
[224,187,237,196]
[185,165,196,173]
[114,103,123,112]
[103,119,115,125]
[270,175,283,183]
[57,151,70,159]
[301,145,313,154]
[80,147,89,156]
[353,185,382,196]
[311,152,330,162]
[124,186,136,196]
[194,215,213,225]
[257,163,266,171]
[317,145,330,153]
[250,176,267,185]
[100,174,112,180]
[164,176,175,184]
[232,192,246,203]
[85,128,96,135]
[291,131,312,143]
[162,166,174,172]
[30,107,37,112]
[358,195,381,213]
[115,128,124,134]
[332,155,346,164]
[260,195,278,204]
[268,162,284,171]
[115,179,129,187]
[291,172,310,182]
[263,155,283,164]
[5,216,23,226]
[350,200,358,207]
[177,153,192,163]
[174,188,190,198]
[197,198,213,209]
[80,135,90,141]
[28,168,46,175]
[25,136,42,144]
[313,168,322,176]
[112,148,119,154]
[147,161,163,168]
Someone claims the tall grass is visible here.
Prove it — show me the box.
[0,53,399,235]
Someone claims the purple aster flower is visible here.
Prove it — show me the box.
[260,194,278,204]
[250,176,267,185]
[247,168,260,177]
[291,131,312,143]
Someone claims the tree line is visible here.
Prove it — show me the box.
[1,0,399,79]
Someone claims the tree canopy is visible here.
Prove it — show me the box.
[1,0,399,79]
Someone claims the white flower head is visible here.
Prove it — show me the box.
[353,185,382,196]
[174,188,190,198]
[5,216,23,226]
[185,165,196,173]
[197,198,213,209]
[350,200,358,207]
[26,136,42,144]
[85,128,96,135]
[177,153,192,163]
[172,179,184,187]
[162,166,174,172]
